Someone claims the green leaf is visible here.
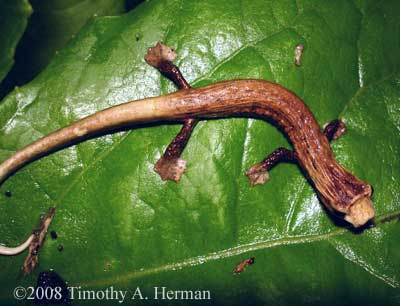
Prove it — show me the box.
[0,0,399,305]
[0,0,127,99]
[0,0,32,83]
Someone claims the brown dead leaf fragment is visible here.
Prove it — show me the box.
[233,257,255,274]
[22,207,56,275]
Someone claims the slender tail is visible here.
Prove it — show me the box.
[0,93,177,256]
[0,95,165,186]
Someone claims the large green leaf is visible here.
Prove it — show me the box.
[0,0,31,83]
[0,0,399,305]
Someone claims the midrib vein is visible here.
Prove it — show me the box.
[83,227,347,287]
[82,209,400,287]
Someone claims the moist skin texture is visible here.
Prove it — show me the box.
[0,80,374,227]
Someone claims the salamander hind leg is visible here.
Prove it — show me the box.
[246,147,297,186]
[145,42,198,182]
[246,119,346,186]
[153,118,197,182]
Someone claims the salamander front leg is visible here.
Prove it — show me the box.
[323,119,346,141]
[145,42,197,182]
[246,147,297,186]
[246,119,346,186]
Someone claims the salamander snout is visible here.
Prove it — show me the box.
[344,197,375,227]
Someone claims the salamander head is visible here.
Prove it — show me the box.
[344,197,375,227]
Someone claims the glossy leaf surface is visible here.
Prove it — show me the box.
[0,0,399,304]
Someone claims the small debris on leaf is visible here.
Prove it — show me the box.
[294,44,304,67]
[233,257,255,274]
[50,231,58,240]
[21,207,56,275]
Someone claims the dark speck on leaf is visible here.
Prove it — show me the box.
[4,190,12,197]
[50,231,58,240]
[57,244,64,252]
